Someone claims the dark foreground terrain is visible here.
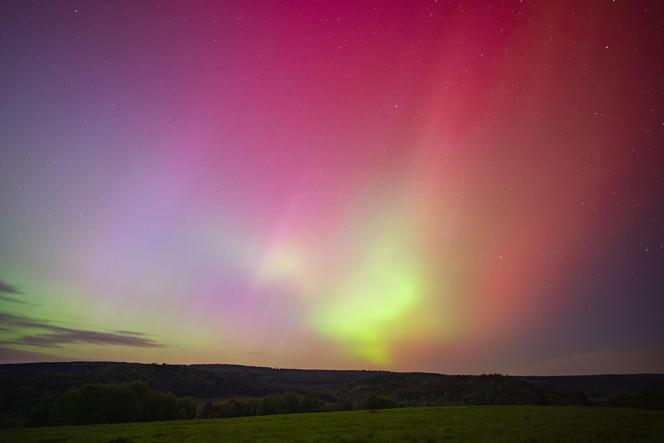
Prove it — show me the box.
[2,405,664,442]
[1,362,663,428]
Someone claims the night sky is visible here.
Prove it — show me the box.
[1,0,663,374]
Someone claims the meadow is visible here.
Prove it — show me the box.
[2,405,663,443]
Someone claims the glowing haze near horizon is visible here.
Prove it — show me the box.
[1,1,663,374]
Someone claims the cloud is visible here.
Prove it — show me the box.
[0,347,69,364]
[114,330,148,336]
[0,312,164,349]
[0,280,21,295]
[0,295,32,305]
[0,280,37,305]
[0,312,68,332]
[9,331,162,348]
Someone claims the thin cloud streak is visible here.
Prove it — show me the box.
[0,295,32,305]
[0,312,164,349]
[0,280,37,305]
[0,280,22,295]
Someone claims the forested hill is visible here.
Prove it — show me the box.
[1,362,663,424]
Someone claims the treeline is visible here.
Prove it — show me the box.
[3,363,664,428]
[200,391,326,418]
[10,379,664,428]
[24,386,400,426]
[26,382,196,427]
[343,373,552,408]
[199,391,398,419]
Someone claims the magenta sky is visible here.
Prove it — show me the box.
[0,1,663,374]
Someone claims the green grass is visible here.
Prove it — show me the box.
[2,406,663,442]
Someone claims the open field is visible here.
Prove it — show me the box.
[2,405,664,442]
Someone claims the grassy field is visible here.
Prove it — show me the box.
[2,405,663,442]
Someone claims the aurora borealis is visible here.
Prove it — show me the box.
[1,0,663,374]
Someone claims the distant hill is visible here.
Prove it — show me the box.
[1,362,663,426]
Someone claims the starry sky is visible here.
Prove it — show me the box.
[0,0,663,374]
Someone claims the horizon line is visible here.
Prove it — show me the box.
[1,359,662,378]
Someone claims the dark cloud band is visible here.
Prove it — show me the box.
[0,312,164,349]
